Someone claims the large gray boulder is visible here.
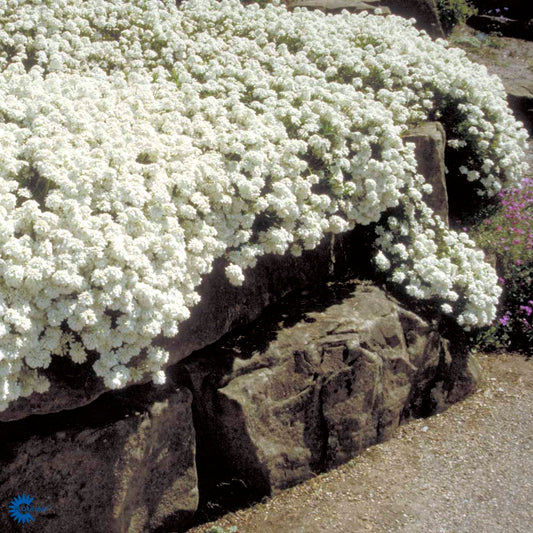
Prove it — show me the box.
[0,387,197,533]
[180,281,479,497]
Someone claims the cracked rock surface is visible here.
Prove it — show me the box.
[179,280,479,513]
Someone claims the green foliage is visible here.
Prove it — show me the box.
[206,526,238,533]
[450,30,504,51]
[437,0,477,34]
[450,35,481,48]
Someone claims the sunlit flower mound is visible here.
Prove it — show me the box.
[0,0,528,410]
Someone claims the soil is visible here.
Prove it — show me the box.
[186,352,532,533]
[449,25,533,90]
[184,30,533,533]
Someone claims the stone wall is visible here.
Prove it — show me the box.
[0,281,480,532]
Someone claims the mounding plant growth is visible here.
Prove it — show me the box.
[0,0,528,410]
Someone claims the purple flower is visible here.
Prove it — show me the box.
[499,313,510,326]
[520,306,532,317]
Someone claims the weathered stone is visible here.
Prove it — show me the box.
[0,278,481,529]
[286,0,443,37]
[440,339,483,405]
[0,386,197,533]
[287,0,390,15]
[179,281,479,497]
[404,122,449,225]
[505,81,533,134]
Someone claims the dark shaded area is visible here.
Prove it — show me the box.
[468,14,533,41]
[0,379,174,461]
[470,0,533,21]
[508,93,533,135]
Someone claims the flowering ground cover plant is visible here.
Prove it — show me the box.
[468,177,533,354]
[0,0,528,410]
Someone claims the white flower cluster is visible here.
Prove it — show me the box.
[0,0,527,410]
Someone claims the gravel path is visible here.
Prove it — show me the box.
[187,352,533,533]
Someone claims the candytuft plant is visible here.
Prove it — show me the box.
[0,0,527,410]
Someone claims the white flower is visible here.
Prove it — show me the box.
[0,0,526,411]
[225,264,245,286]
[152,370,166,385]
[391,270,406,283]
[375,251,391,271]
